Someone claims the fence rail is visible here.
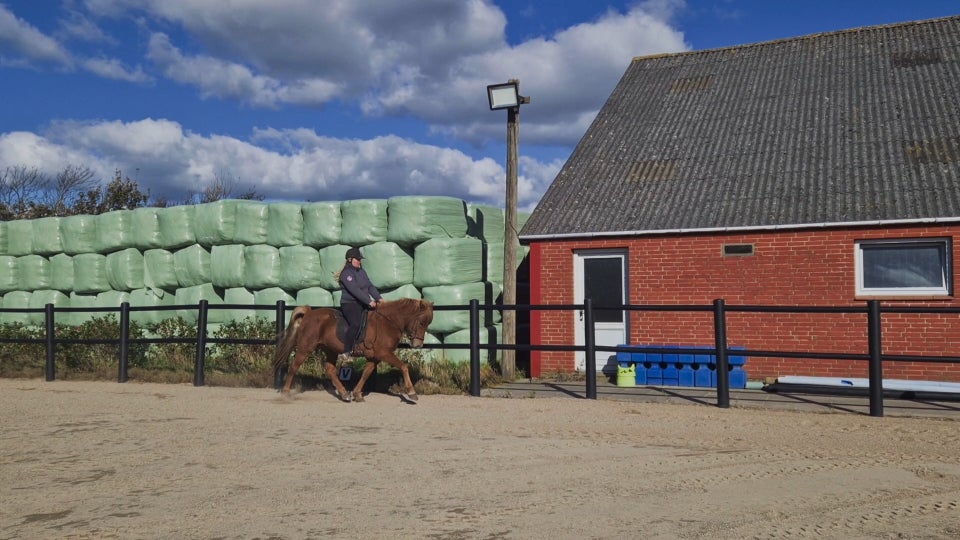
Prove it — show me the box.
[1,298,958,417]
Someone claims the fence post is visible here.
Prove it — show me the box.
[584,298,597,399]
[469,299,481,397]
[44,303,55,382]
[274,300,287,390]
[118,302,130,383]
[194,300,208,387]
[867,300,884,417]
[713,299,730,408]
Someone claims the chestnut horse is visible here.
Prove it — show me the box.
[272,298,434,402]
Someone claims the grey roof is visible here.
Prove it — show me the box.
[521,16,960,239]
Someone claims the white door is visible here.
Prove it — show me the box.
[574,250,627,374]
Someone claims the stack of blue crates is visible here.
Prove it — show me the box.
[615,344,747,388]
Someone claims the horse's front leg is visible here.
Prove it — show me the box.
[380,352,418,402]
[351,360,378,403]
[322,352,352,402]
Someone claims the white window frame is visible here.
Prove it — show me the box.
[855,238,952,297]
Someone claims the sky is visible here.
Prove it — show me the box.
[1,1,957,212]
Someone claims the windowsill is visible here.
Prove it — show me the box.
[854,295,954,302]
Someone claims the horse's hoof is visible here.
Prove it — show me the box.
[402,392,419,403]
[353,393,365,403]
[336,389,352,403]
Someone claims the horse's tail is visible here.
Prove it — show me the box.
[272,306,310,374]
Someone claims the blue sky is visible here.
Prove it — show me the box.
[1,1,957,211]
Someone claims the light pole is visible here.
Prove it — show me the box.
[487,79,529,381]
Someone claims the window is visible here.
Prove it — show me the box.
[855,239,952,296]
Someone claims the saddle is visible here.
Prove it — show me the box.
[335,309,369,355]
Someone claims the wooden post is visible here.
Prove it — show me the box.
[502,80,520,381]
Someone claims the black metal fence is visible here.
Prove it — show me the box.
[2,298,959,417]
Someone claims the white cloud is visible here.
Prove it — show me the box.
[0,5,73,67]
[83,56,151,82]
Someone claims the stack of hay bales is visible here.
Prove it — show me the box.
[0,196,529,364]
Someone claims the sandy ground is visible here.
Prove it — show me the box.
[1,379,959,540]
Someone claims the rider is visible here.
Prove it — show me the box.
[338,246,382,364]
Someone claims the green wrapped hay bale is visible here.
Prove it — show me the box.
[302,201,341,247]
[317,244,350,290]
[129,288,174,326]
[194,200,240,247]
[295,287,334,307]
[60,214,98,255]
[331,290,342,305]
[467,204,504,243]
[72,253,111,294]
[483,242,527,283]
[387,196,468,246]
[361,242,413,289]
[106,248,144,291]
[1,290,32,325]
[278,245,323,290]
[381,283,422,301]
[96,290,129,309]
[175,283,225,324]
[32,217,63,255]
[233,201,269,245]
[0,256,18,293]
[340,199,387,246]
[210,245,246,288]
[442,325,501,364]
[267,202,303,247]
[6,220,33,256]
[131,207,163,250]
[68,293,98,325]
[223,287,256,322]
[422,281,500,334]
[94,210,134,253]
[143,249,179,291]
[28,290,70,326]
[413,237,483,287]
[0,221,6,255]
[253,287,295,320]
[49,253,74,292]
[17,254,50,291]
[173,244,211,287]
[157,205,196,249]
[243,245,280,289]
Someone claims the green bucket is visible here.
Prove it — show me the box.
[616,364,635,387]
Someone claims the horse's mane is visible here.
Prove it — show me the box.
[380,297,433,318]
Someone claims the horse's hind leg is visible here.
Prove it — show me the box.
[351,361,378,403]
[323,353,352,402]
[282,349,309,395]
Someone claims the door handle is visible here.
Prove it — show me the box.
[578,310,583,321]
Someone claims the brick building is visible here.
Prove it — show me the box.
[519,16,960,381]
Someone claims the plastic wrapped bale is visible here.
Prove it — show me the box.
[1,290,32,325]
[421,281,501,334]
[128,288,175,326]
[381,283,422,301]
[16,255,50,291]
[72,253,111,294]
[361,242,413,289]
[278,245,324,290]
[302,201,341,247]
[157,205,196,249]
[210,245,246,288]
[68,293,98,325]
[483,242,526,283]
[223,287,257,322]
[253,287,295,321]
[175,283,226,324]
[94,210,134,253]
[386,196,468,246]
[143,249,179,291]
[295,287,334,307]
[60,214,97,255]
[49,253,74,292]
[412,237,483,288]
[0,221,6,255]
[0,256,18,293]
[442,325,501,364]
[95,291,129,321]
[173,245,211,288]
[316,244,350,290]
[267,202,304,247]
[243,245,280,289]
[193,200,240,247]
[28,289,70,326]
[106,248,145,291]
[6,220,33,256]
[466,204,504,243]
[415,331,443,363]
[131,207,163,250]
[340,199,387,246]
[32,217,63,255]
[233,201,269,245]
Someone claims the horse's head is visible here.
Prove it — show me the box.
[406,299,434,348]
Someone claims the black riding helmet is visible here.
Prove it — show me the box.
[345,246,363,260]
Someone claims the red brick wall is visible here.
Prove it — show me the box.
[528,224,960,382]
